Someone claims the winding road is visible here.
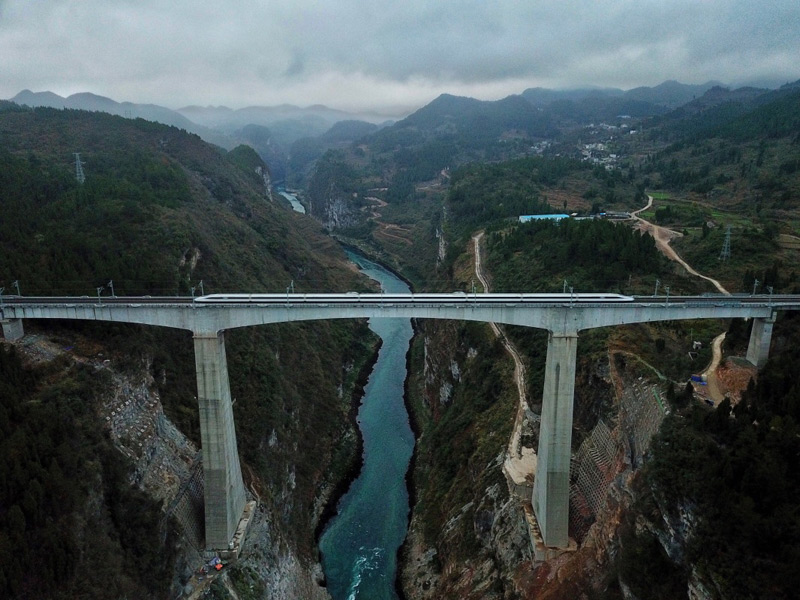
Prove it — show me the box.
[633,196,730,296]
[472,232,537,487]
[472,194,759,483]
[633,195,729,403]
[366,197,413,246]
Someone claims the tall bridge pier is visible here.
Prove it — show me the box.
[746,314,776,369]
[193,331,247,550]
[532,332,578,548]
[531,312,777,547]
[1,318,24,341]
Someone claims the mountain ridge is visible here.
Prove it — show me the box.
[0,104,374,599]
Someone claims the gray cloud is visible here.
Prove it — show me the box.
[1,0,798,113]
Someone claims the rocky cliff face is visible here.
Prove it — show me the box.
[401,317,693,599]
[316,194,362,230]
[9,330,348,600]
[256,165,273,198]
[305,154,364,231]
[401,320,533,599]
[402,488,533,600]
[231,507,330,600]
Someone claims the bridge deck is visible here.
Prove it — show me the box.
[2,293,792,335]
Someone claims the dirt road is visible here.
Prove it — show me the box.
[472,232,536,485]
[473,197,733,485]
[366,196,413,246]
[633,196,730,295]
[703,332,727,405]
[633,195,730,402]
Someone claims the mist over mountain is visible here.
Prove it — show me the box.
[178,103,384,129]
[9,78,788,156]
[519,80,732,124]
[7,89,394,184]
[8,77,797,198]
[10,78,769,143]
[11,89,235,149]
[624,80,723,107]
[9,89,391,147]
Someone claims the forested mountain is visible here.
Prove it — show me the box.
[522,80,721,110]
[378,93,558,146]
[0,105,374,598]
[445,156,590,234]
[10,89,234,149]
[633,85,800,225]
[6,90,392,189]
[700,83,800,140]
[627,314,800,599]
[286,120,381,187]
[286,74,800,600]
[298,81,792,228]
[361,92,559,180]
[319,119,380,142]
[520,79,724,124]
[522,86,662,124]
[642,80,800,141]
[301,94,562,226]
[0,106,357,294]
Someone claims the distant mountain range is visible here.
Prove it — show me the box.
[11,89,236,149]
[9,89,390,147]
[377,81,775,150]
[522,80,723,109]
[640,79,800,141]
[8,89,392,181]
[176,103,388,134]
[518,80,741,125]
[10,79,782,136]
[8,78,795,183]
[10,79,788,142]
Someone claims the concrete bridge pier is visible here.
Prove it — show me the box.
[746,313,776,369]
[1,318,24,340]
[193,330,247,551]
[532,330,578,549]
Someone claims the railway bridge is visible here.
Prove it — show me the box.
[1,292,795,550]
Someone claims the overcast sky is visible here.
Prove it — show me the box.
[1,0,798,115]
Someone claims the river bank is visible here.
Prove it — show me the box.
[314,336,383,545]
[318,250,415,600]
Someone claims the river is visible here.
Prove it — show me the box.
[319,250,415,600]
[278,189,306,214]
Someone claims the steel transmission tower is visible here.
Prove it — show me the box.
[74,153,85,184]
[719,225,731,261]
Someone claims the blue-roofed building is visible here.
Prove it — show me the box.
[518,214,570,223]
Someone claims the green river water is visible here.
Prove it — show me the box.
[319,250,415,600]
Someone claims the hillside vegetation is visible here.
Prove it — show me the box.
[290,81,800,599]
[0,106,375,598]
[621,315,800,600]
[0,346,172,598]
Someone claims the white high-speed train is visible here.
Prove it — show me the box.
[194,293,634,303]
